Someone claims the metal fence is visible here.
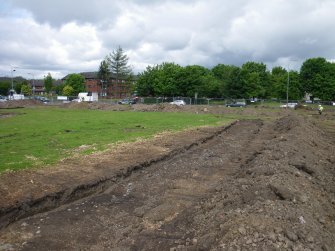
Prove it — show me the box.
[23,95,335,107]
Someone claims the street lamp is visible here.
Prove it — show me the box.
[286,67,290,108]
[10,66,16,99]
[28,73,35,96]
[286,60,297,108]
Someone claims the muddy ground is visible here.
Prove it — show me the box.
[0,102,335,251]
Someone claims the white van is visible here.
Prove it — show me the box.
[77,92,98,102]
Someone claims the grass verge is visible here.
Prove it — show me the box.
[0,107,235,172]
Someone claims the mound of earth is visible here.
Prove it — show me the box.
[60,102,290,119]
[0,112,334,251]
[0,100,42,109]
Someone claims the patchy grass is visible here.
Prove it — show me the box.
[0,107,235,172]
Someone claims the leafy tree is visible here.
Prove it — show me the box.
[240,62,269,98]
[137,63,221,98]
[177,65,211,97]
[62,85,74,96]
[212,64,242,98]
[200,74,221,97]
[136,65,159,96]
[14,82,23,94]
[136,62,182,97]
[0,81,10,95]
[107,46,132,83]
[98,58,111,96]
[269,66,287,99]
[154,62,182,96]
[287,71,304,100]
[21,84,32,95]
[54,83,65,95]
[63,73,85,95]
[300,57,335,100]
[44,73,54,93]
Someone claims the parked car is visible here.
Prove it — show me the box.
[118,98,136,105]
[225,101,246,107]
[0,95,7,102]
[280,103,298,108]
[170,100,186,106]
[33,96,50,103]
[39,97,49,103]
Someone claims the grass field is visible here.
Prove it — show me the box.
[0,107,234,172]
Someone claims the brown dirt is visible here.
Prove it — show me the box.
[0,106,334,251]
[62,102,286,117]
[0,100,43,109]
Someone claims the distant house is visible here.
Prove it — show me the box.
[62,72,136,98]
[0,76,61,96]
[28,79,62,95]
[29,80,45,95]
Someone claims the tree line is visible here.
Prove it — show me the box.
[0,73,56,96]
[1,55,334,101]
[136,57,335,101]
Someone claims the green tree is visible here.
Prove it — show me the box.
[44,73,54,93]
[154,62,182,96]
[177,65,211,97]
[107,46,132,83]
[270,66,287,99]
[212,64,242,98]
[54,83,65,95]
[200,74,221,97]
[62,85,74,96]
[300,57,335,100]
[21,84,32,95]
[240,62,269,99]
[14,82,23,94]
[136,62,182,97]
[287,71,303,100]
[98,58,111,96]
[0,81,10,95]
[136,65,159,96]
[63,74,86,95]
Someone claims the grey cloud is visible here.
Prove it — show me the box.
[1,0,335,77]
[9,0,121,26]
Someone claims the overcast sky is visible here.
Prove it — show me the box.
[0,0,334,79]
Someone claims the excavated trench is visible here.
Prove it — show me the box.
[0,121,238,230]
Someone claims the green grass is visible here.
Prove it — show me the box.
[0,107,235,172]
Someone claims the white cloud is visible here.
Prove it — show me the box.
[0,0,334,78]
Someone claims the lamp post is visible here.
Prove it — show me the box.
[28,73,35,96]
[286,67,290,108]
[10,66,16,99]
[286,59,298,108]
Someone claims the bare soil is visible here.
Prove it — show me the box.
[0,100,42,109]
[0,103,335,251]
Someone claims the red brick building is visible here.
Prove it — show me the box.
[78,72,135,98]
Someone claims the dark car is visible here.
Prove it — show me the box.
[34,96,49,103]
[0,95,7,102]
[118,98,136,105]
[225,101,246,107]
